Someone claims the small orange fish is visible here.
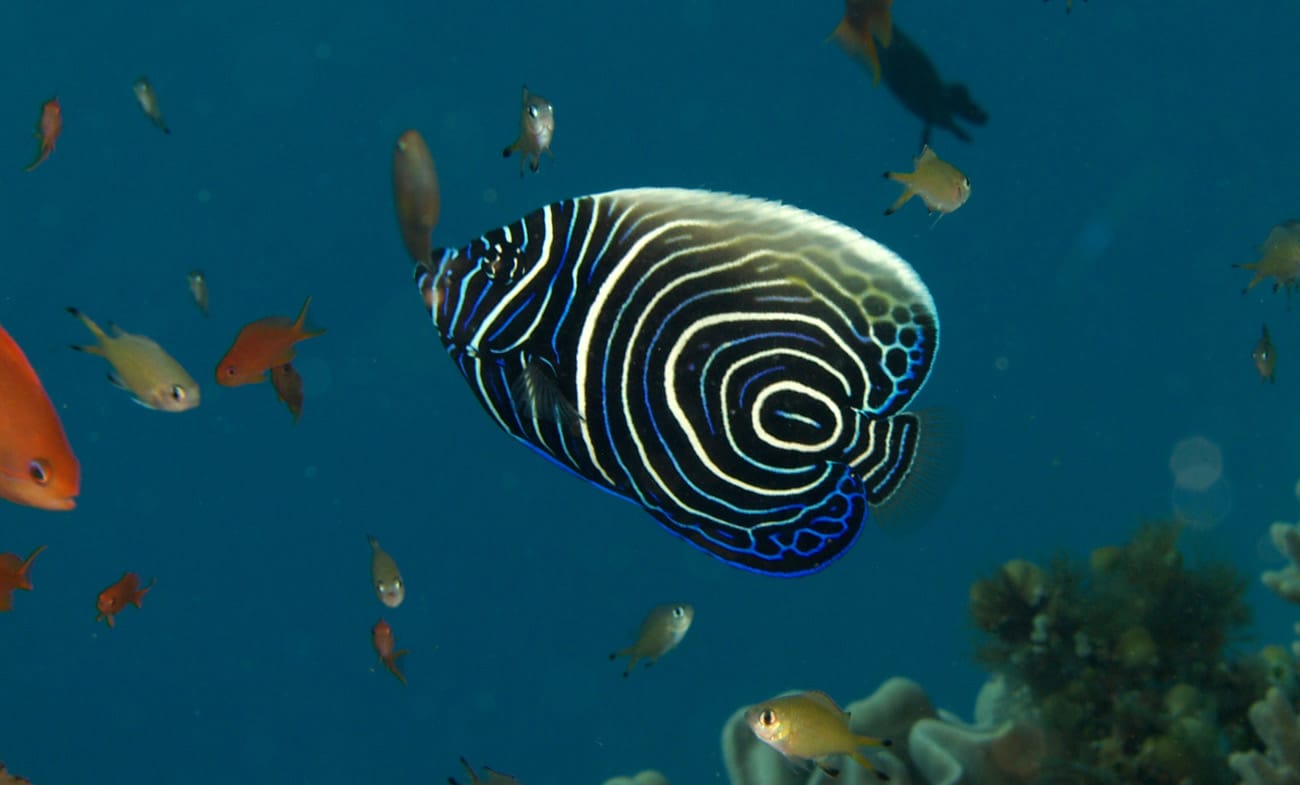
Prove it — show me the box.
[831,0,894,85]
[0,324,79,510]
[372,619,409,685]
[96,572,155,628]
[0,545,48,612]
[270,363,304,422]
[1253,324,1277,383]
[23,97,62,172]
[216,297,325,387]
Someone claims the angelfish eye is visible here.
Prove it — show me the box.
[28,458,50,485]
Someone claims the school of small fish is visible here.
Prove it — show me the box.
[2,3,1287,783]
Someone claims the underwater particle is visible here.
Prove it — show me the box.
[197,188,212,204]
[1169,476,1232,530]
[993,355,1009,372]
[1168,435,1223,491]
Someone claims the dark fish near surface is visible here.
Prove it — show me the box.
[414,188,943,577]
[878,25,987,150]
[502,86,554,176]
[392,129,440,262]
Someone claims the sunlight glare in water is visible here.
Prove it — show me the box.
[1169,435,1223,491]
[1170,476,1232,530]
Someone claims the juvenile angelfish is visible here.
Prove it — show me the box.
[502,86,554,176]
[367,535,405,608]
[608,603,694,677]
[745,690,892,780]
[883,145,970,216]
[66,307,200,412]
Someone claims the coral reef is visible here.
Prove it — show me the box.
[601,771,670,785]
[970,520,1261,785]
[1262,522,1300,605]
[721,676,1045,785]
[1229,687,1300,785]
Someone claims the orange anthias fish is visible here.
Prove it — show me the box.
[270,363,304,422]
[0,545,48,612]
[23,97,62,172]
[96,572,155,628]
[831,0,894,85]
[371,619,409,685]
[216,296,325,387]
[0,324,79,511]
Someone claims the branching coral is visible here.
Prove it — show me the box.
[720,677,1044,785]
[1262,522,1300,605]
[970,520,1260,785]
[1229,687,1300,785]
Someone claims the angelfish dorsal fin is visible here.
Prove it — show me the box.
[511,357,584,430]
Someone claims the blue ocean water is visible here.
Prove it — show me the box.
[2,1,1298,782]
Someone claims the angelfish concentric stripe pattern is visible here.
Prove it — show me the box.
[415,188,939,576]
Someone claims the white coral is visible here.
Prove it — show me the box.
[1262,523,1300,604]
[1229,687,1300,785]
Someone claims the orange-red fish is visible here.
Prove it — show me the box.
[831,0,894,85]
[392,129,441,262]
[0,324,79,510]
[372,619,409,685]
[270,363,304,422]
[0,761,32,784]
[0,545,47,612]
[23,97,62,172]
[96,572,155,628]
[215,297,325,387]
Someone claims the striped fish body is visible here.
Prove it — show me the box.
[415,188,938,577]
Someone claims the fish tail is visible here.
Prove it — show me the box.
[850,750,891,781]
[21,544,48,574]
[292,296,326,338]
[502,142,516,158]
[65,307,108,345]
[872,6,894,48]
[883,187,914,216]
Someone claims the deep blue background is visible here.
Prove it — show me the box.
[2,1,1298,783]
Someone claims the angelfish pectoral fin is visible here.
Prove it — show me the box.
[510,358,584,430]
[851,408,963,533]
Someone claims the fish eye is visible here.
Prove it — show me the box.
[672,606,686,618]
[28,459,50,485]
[224,366,236,376]
[171,385,187,401]
[759,709,776,727]
[527,106,539,118]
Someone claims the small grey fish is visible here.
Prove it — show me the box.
[502,85,554,176]
[132,77,171,134]
[187,270,209,316]
[609,603,694,677]
[367,535,405,608]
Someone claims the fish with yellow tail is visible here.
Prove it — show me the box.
[1253,324,1277,383]
[66,307,200,412]
[1234,220,1300,304]
[502,86,554,176]
[367,534,405,608]
[745,690,893,780]
[831,0,894,85]
[609,603,694,677]
[883,145,969,217]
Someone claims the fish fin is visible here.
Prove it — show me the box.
[502,142,515,158]
[511,358,584,429]
[106,321,126,337]
[291,296,326,337]
[916,145,937,164]
[850,751,890,781]
[0,592,11,611]
[129,395,157,410]
[66,306,109,343]
[106,372,126,390]
[865,408,963,534]
[883,187,914,216]
[69,343,104,357]
[872,7,893,48]
[816,761,841,779]
[367,534,380,549]
[802,690,844,714]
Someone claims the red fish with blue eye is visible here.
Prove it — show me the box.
[216,296,325,387]
[23,97,62,172]
[0,323,79,511]
[0,545,48,612]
